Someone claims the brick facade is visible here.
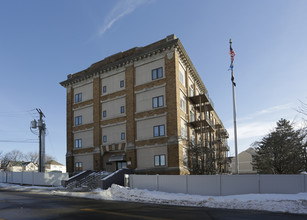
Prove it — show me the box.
[61,35,229,175]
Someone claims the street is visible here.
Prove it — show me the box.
[0,189,306,220]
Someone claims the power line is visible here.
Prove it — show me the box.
[0,139,38,143]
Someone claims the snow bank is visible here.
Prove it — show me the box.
[1,183,307,214]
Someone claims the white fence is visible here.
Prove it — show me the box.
[0,171,69,187]
[127,174,307,196]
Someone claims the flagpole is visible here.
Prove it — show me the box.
[229,38,239,175]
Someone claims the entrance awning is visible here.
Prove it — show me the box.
[109,154,126,162]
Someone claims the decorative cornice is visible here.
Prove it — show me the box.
[59,34,208,96]
[60,35,178,87]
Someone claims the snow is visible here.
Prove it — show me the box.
[1,183,307,214]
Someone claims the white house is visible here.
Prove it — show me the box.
[45,160,66,173]
[230,148,257,174]
[6,161,38,172]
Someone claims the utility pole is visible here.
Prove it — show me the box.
[31,109,46,172]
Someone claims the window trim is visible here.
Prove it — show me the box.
[154,154,166,166]
[121,132,125,140]
[153,124,165,137]
[75,116,82,126]
[180,97,186,113]
[152,95,164,108]
[75,139,82,149]
[75,162,83,171]
[152,67,163,80]
[120,106,125,114]
[75,93,82,103]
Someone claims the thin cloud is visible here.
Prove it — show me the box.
[227,103,301,143]
[232,103,293,123]
[257,103,292,116]
[98,0,150,37]
[227,121,275,142]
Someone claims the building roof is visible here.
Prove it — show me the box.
[242,147,257,156]
[7,161,37,167]
[60,34,208,95]
[45,160,64,166]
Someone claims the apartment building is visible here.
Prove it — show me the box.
[60,34,229,175]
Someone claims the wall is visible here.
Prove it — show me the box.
[102,122,126,145]
[101,70,125,95]
[0,171,69,187]
[137,145,168,169]
[73,106,93,125]
[135,86,166,113]
[73,80,93,102]
[135,56,165,86]
[74,154,93,170]
[136,115,166,141]
[127,174,307,196]
[101,96,126,120]
[73,129,94,148]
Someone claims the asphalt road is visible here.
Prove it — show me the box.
[0,189,306,220]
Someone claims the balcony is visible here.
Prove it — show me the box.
[189,119,214,132]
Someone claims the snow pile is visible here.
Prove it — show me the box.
[1,183,307,214]
[92,185,307,214]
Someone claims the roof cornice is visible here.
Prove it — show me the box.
[60,35,208,96]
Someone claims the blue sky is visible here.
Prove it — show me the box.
[0,0,306,164]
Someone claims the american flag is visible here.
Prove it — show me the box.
[230,45,235,62]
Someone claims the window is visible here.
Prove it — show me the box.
[120,80,125,88]
[75,162,83,171]
[180,98,186,112]
[103,135,107,143]
[75,116,82,126]
[75,139,82,148]
[189,86,194,97]
[103,110,107,118]
[120,106,125,114]
[152,95,164,108]
[154,155,166,166]
[152,67,163,80]
[153,125,165,137]
[75,93,82,103]
[103,86,107,93]
[121,132,125,140]
[190,111,195,122]
[179,70,184,84]
[117,161,127,169]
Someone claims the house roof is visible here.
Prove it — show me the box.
[7,161,23,167]
[45,160,64,166]
[59,34,208,95]
[243,147,257,156]
[7,161,37,167]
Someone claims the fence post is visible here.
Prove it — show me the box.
[186,175,188,194]
[156,174,159,191]
[219,175,222,196]
[304,174,306,193]
[21,171,23,185]
[258,174,261,194]
[131,175,133,189]
[32,172,34,186]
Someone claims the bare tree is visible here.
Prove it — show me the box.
[1,150,25,168]
[24,151,39,163]
[45,154,55,162]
